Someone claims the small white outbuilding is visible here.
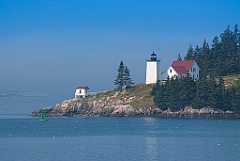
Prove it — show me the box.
[74,86,89,98]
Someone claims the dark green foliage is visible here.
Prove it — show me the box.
[152,24,240,112]
[165,77,181,111]
[193,78,209,108]
[123,66,134,88]
[114,61,125,90]
[224,82,240,112]
[194,25,240,77]
[152,76,196,111]
[152,76,240,112]
[184,44,194,60]
[152,81,167,110]
[179,75,196,107]
[114,61,134,90]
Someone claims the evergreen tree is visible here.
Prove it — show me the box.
[123,66,134,89]
[213,77,224,109]
[219,25,239,75]
[178,75,196,107]
[114,61,125,90]
[193,45,200,60]
[151,81,160,96]
[211,36,222,77]
[206,76,218,108]
[177,53,182,61]
[184,44,194,60]
[165,77,181,111]
[153,82,167,110]
[201,39,211,77]
[192,78,209,108]
[114,61,134,90]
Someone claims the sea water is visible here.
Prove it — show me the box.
[1,116,240,161]
[1,96,240,161]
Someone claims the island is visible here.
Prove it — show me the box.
[29,83,240,118]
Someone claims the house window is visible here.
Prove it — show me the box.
[79,90,82,94]
[170,69,172,73]
[193,68,196,72]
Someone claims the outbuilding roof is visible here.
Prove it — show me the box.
[76,86,89,89]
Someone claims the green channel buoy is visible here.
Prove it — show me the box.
[40,109,47,122]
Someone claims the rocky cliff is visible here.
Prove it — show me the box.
[29,84,240,118]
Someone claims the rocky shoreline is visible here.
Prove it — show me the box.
[29,99,240,118]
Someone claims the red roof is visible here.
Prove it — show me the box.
[76,86,89,89]
[171,60,195,74]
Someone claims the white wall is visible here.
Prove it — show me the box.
[75,88,87,98]
[167,66,178,79]
[145,61,160,84]
[188,61,200,80]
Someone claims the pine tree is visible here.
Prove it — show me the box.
[177,53,182,61]
[114,61,125,90]
[193,78,209,108]
[220,25,238,75]
[165,77,181,111]
[211,36,221,77]
[179,75,196,107]
[153,83,167,110]
[123,66,134,89]
[213,77,224,109]
[114,61,134,90]
[184,44,194,60]
[194,45,200,60]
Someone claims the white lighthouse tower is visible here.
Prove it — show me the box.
[145,52,160,84]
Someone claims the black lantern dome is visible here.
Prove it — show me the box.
[150,52,157,61]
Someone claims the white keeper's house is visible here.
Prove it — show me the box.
[167,60,199,80]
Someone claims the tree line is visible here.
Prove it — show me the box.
[152,75,240,112]
[152,24,240,112]
[185,24,240,77]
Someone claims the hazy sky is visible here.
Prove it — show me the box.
[0,0,239,98]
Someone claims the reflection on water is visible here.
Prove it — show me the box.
[146,137,157,160]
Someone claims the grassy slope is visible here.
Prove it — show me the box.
[223,74,240,88]
[85,83,156,109]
